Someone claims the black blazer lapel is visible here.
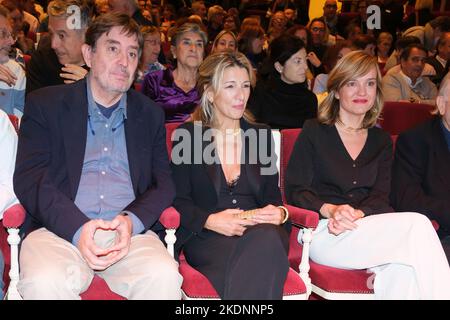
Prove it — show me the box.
[124,91,145,194]
[241,120,262,198]
[431,118,450,191]
[61,80,88,199]
[202,126,222,198]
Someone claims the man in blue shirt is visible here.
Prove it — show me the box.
[391,75,450,263]
[14,13,182,299]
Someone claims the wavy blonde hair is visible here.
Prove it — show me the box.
[192,51,255,127]
[318,51,383,129]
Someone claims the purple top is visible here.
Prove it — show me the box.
[141,68,200,123]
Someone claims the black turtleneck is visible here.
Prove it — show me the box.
[248,75,317,130]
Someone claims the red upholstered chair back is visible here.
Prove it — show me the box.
[165,122,182,160]
[23,55,31,70]
[134,82,142,92]
[337,12,359,25]
[280,129,302,203]
[379,102,434,135]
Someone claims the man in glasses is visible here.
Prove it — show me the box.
[0,4,25,117]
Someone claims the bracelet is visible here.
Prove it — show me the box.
[278,206,289,224]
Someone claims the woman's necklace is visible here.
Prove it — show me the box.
[336,119,364,133]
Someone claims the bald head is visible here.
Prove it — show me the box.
[323,0,337,20]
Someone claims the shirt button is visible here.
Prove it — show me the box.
[100,195,104,199]
[101,171,106,175]
[353,163,356,168]
[104,147,108,152]
[105,124,109,128]
[349,194,354,198]
[353,181,357,185]
[232,199,237,204]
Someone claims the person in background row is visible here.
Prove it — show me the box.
[238,24,266,71]
[352,34,377,56]
[426,32,450,87]
[26,0,90,95]
[376,32,393,65]
[312,40,355,95]
[391,75,450,264]
[206,5,225,48]
[286,51,450,299]
[108,0,153,26]
[210,30,237,54]
[142,23,206,123]
[248,33,317,129]
[222,13,240,34]
[135,25,165,83]
[2,0,36,55]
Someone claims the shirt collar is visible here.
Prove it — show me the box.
[400,70,423,89]
[86,75,128,119]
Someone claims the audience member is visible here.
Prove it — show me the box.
[352,34,377,56]
[248,33,317,129]
[136,25,165,83]
[376,32,393,65]
[211,30,237,54]
[108,0,153,26]
[391,76,450,263]
[285,51,450,299]
[426,32,450,86]
[26,0,90,95]
[382,44,437,104]
[206,5,225,47]
[142,23,205,122]
[14,12,182,300]
[238,24,266,70]
[172,51,291,299]
[267,11,287,43]
[312,40,355,95]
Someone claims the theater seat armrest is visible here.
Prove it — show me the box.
[159,206,180,229]
[3,204,26,229]
[284,204,319,229]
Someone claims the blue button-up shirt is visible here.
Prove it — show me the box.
[72,78,144,245]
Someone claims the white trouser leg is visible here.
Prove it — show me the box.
[310,212,450,299]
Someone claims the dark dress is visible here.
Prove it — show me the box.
[285,119,394,217]
[171,120,290,299]
[248,76,317,129]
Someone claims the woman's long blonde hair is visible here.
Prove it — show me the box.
[318,51,384,129]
